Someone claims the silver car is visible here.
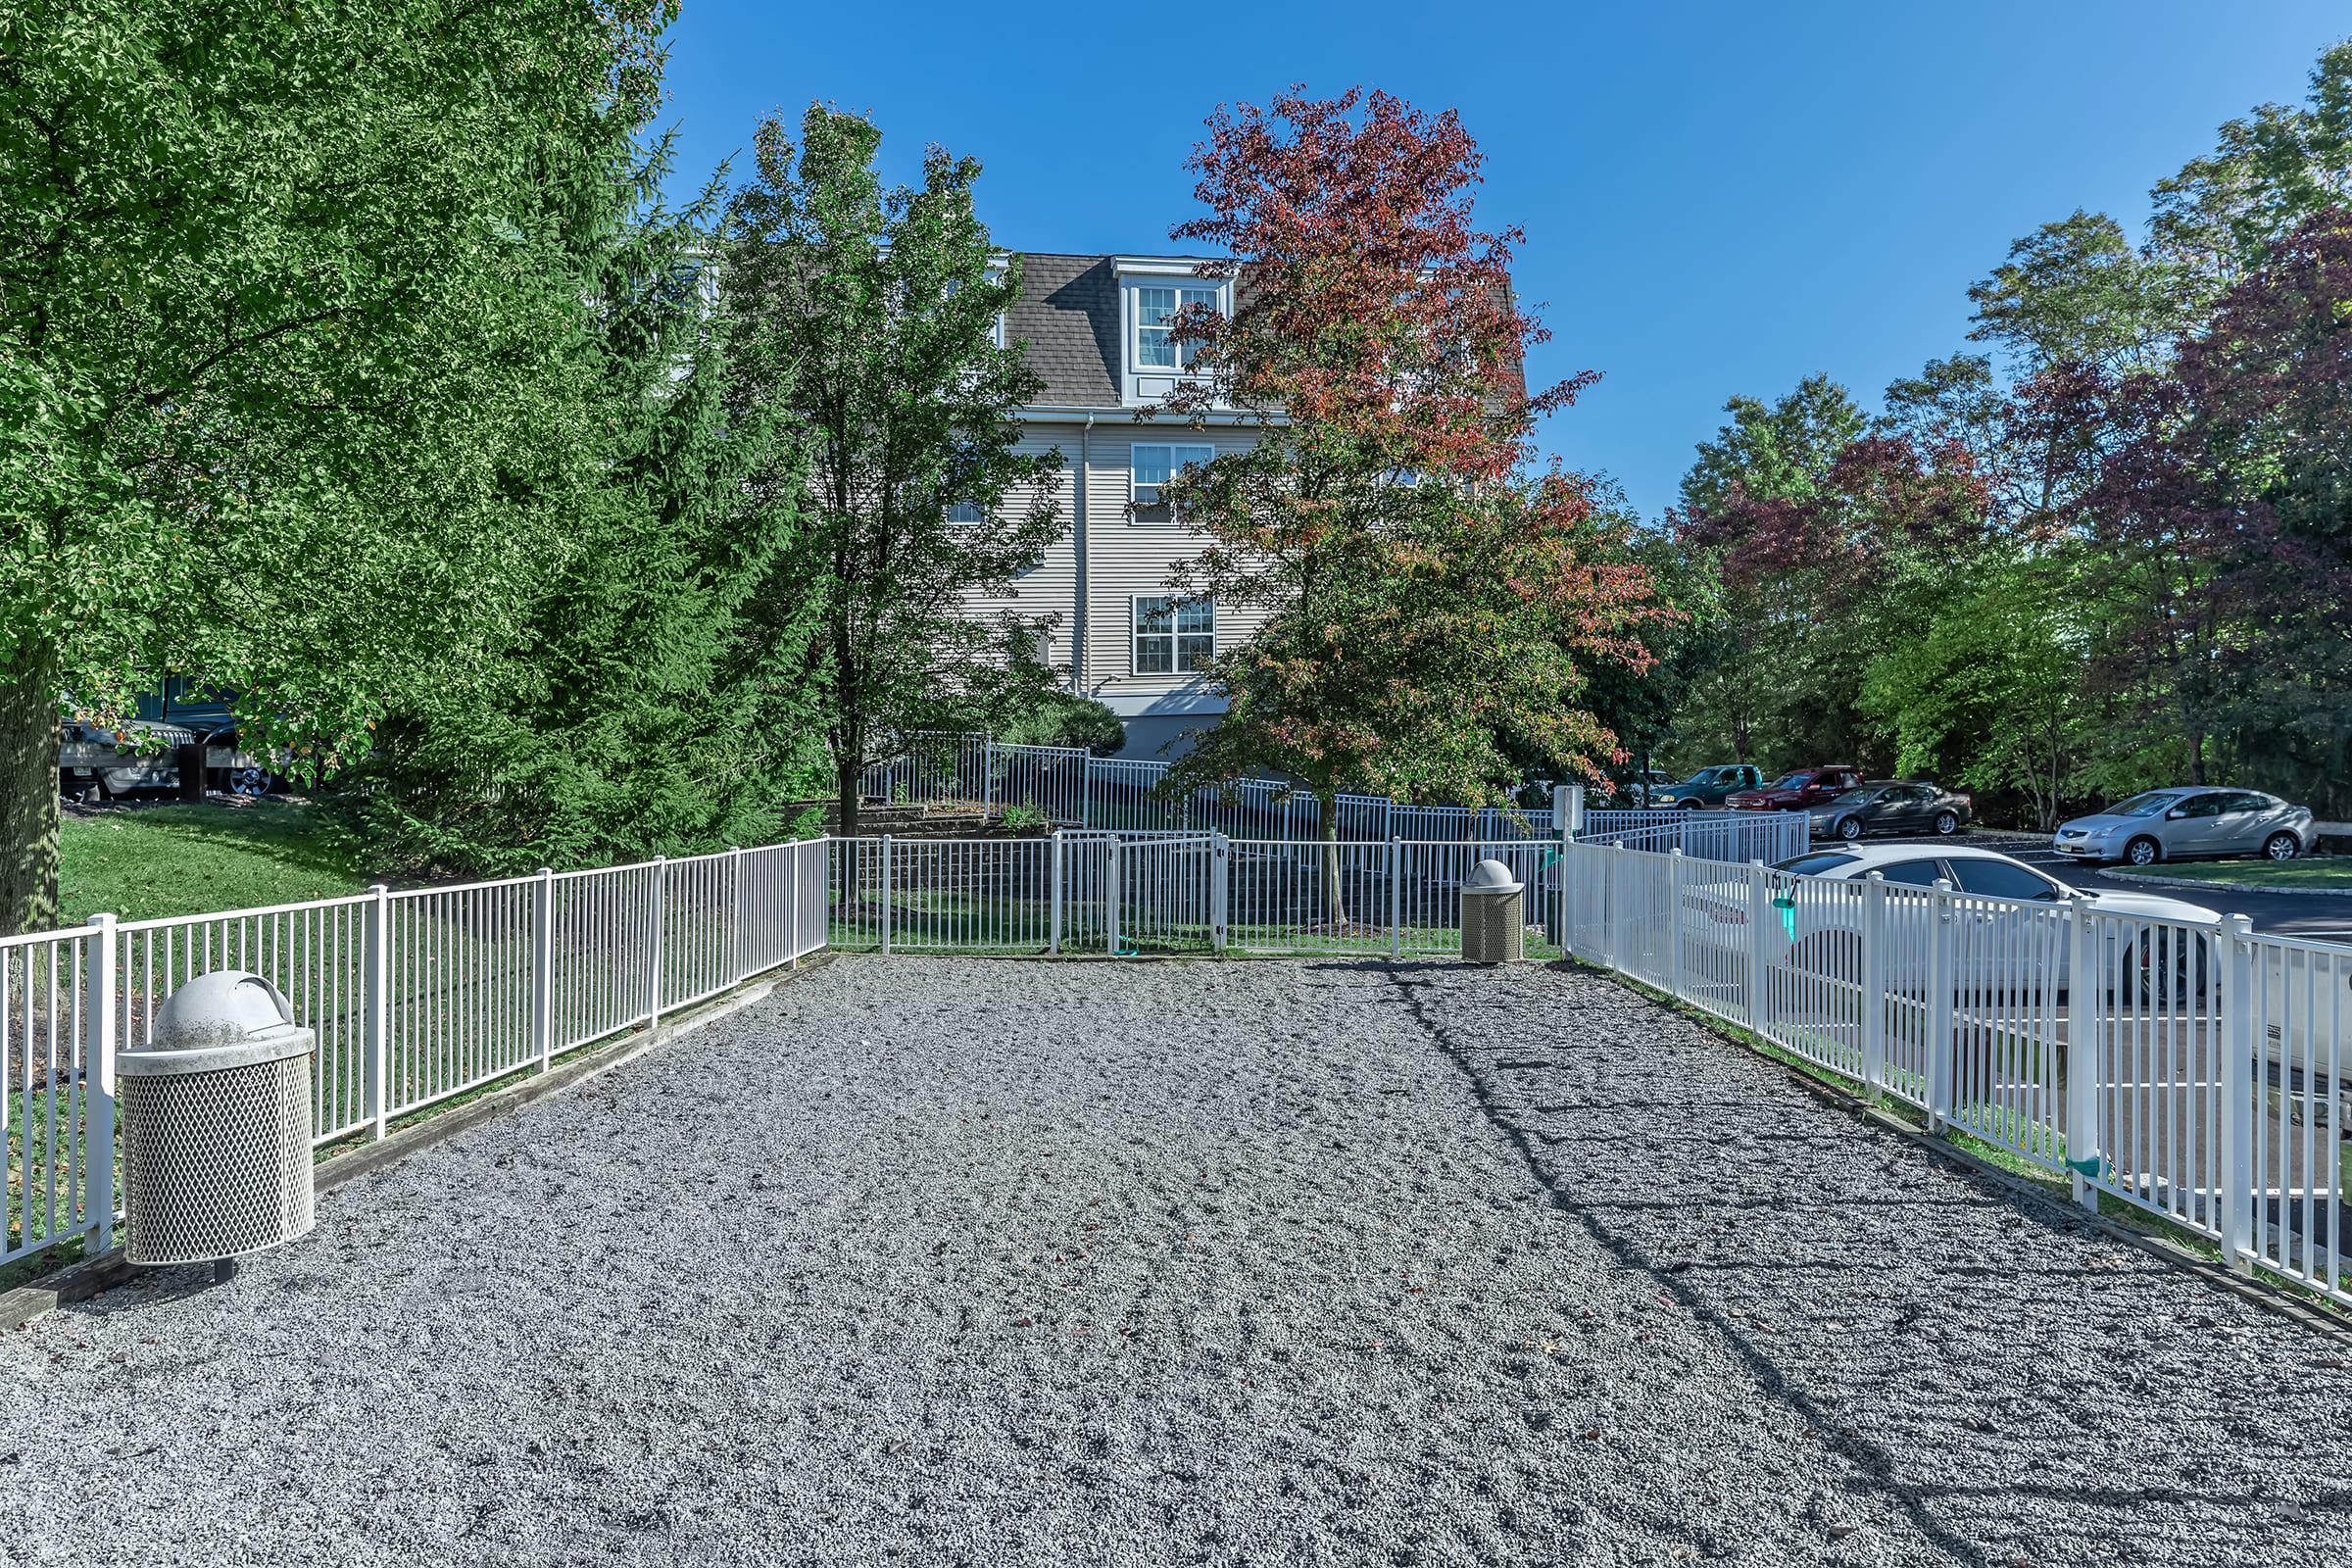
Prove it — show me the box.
[2052,787,2317,867]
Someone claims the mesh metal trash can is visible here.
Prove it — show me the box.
[121,971,316,1266]
[1461,858,1525,963]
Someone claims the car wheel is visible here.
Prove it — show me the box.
[2263,832,2300,861]
[2121,929,2210,1004]
[2123,836,2160,867]
[232,766,270,797]
[1678,799,1700,810]
[1836,816,1863,842]
[1933,809,1959,836]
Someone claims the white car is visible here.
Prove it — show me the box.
[1677,844,2223,999]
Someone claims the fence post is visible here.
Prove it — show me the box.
[1603,843,1627,971]
[789,843,803,968]
[1745,860,1772,1032]
[1106,836,1122,955]
[727,846,744,983]
[879,837,893,956]
[2064,893,2098,1209]
[2219,913,2256,1274]
[1081,761,1093,828]
[1859,872,1886,1100]
[649,858,668,1029]
[982,737,996,819]
[1926,879,1954,1132]
[82,912,117,1253]
[366,883,391,1140]
[1388,837,1402,960]
[1050,831,1064,956]
[533,867,555,1073]
[1667,848,1686,1000]
[1211,832,1230,952]
[1553,785,1578,954]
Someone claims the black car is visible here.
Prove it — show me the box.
[1808,781,1971,842]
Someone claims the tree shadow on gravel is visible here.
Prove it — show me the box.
[1376,964,2340,1568]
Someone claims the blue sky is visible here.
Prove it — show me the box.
[658,2,2349,519]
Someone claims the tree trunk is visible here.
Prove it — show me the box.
[835,751,862,839]
[1,636,63,938]
[1318,787,1345,931]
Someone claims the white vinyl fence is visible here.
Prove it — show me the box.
[2,843,828,1272]
[1562,838,2350,1310]
[819,833,1570,960]
[18,808,2337,1317]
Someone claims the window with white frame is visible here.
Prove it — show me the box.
[945,500,987,524]
[1131,443,1213,510]
[1132,596,1214,674]
[1134,284,1220,369]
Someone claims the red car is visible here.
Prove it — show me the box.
[1726,765,1863,811]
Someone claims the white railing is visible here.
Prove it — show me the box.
[820,832,1569,961]
[23,809,2334,1317]
[1559,838,2349,1310]
[3,842,829,1272]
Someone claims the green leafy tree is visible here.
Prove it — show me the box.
[334,145,813,876]
[720,108,1064,836]
[0,0,671,934]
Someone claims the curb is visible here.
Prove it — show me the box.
[1570,959,2352,1347]
[0,955,830,1336]
[2096,864,2352,900]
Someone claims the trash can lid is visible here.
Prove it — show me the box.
[1463,858,1523,894]
[122,971,316,1076]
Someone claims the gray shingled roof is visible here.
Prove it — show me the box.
[1003,252,1527,412]
[1005,254,1119,407]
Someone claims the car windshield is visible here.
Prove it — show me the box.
[1830,787,1884,804]
[1775,852,1858,876]
[1686,768,1723,784]
[1771,772,1809,789]
[2106,792,2181,818]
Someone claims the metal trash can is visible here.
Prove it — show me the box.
[1461,858,1525,963]
[120,971,316,1267]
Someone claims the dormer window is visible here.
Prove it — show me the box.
[1135,285,1218,370]
[1114,259,1231,406]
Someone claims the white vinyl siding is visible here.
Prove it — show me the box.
[1132,596,1214,675]
[1131,443,1212,510]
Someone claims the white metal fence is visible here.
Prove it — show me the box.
[818,833,1569,960]
[2,842,828,1272]
[19,809,2336,1318]
[1561,838,2349,1310]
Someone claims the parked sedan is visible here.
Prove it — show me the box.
[1808,781,1971,843]
[1741,844,2224,995]
[2052,788,2317,867]
[1725,765,1863,813]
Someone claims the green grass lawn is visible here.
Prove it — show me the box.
[58,800,366,925]
[2124,857,2352,892]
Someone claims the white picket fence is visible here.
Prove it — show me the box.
[1561,837,2349,1308]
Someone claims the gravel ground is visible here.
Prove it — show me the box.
[4,956,2349,1567]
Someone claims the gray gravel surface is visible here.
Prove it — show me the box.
[4,956,2348,1567]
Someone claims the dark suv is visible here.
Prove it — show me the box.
[1726,765,1863,812]
[1645,764,1763,809]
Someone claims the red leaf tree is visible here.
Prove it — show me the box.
[1152,88,1663,913]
